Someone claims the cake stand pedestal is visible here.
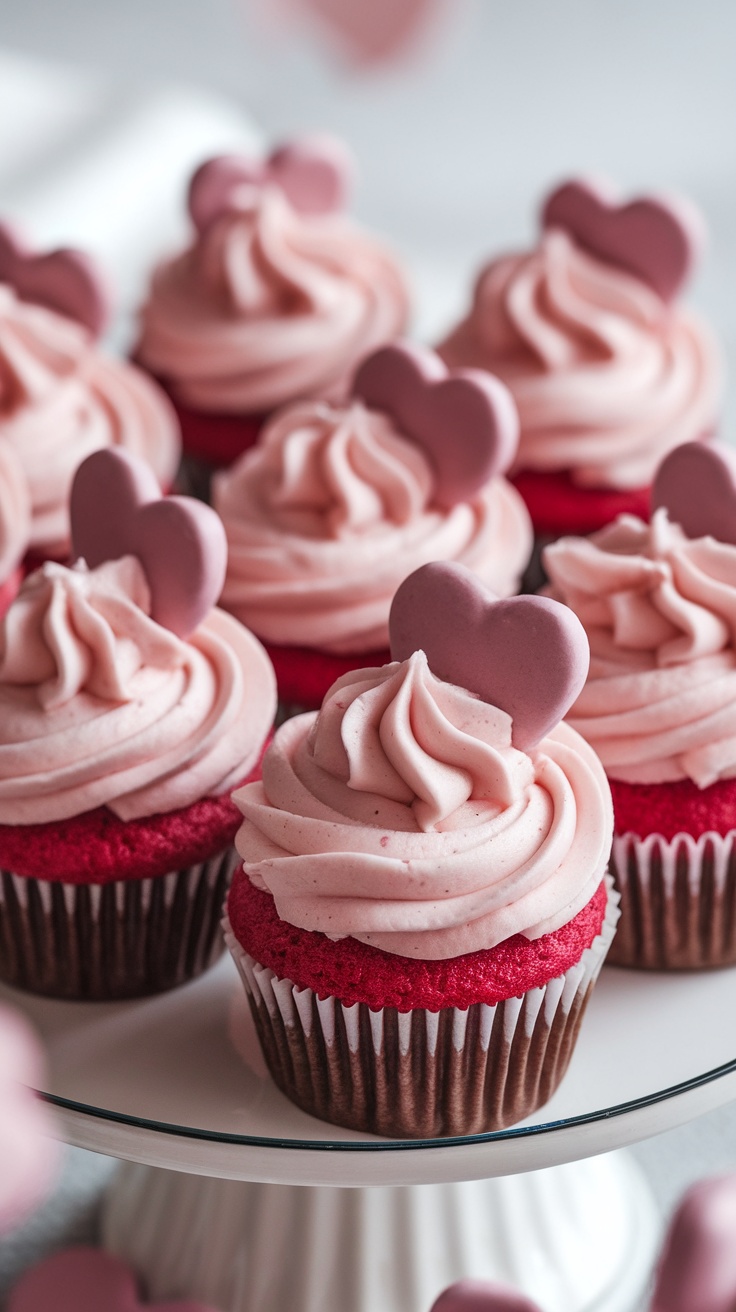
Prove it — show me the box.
[6,953,736,1312]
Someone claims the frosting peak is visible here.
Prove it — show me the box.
[310,652,534,830]
[545,511,736,786]
[0,558,182,710]
[137,189,410,414]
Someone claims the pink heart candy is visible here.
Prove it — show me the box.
[188,135,354,231]
[0,222,110,336]
[650,1175,736,1312]
[652,441,736,545]
[70,449,227,638]
[389,561,589,750]
[353,341,519,508]
[541,177,705,302]
[431,1280,543,1312]
[7,1247,218,1312]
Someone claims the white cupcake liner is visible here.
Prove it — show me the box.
[608,828,736,970]
[223,879,620,1138]
[0,846,240,1000]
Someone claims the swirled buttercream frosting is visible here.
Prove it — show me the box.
[0,440,30,582]
[439,230,721,489]
[234,651,612,959]
[545,509,736,786]
[0,557,276,823]
[136,188,410,414]
[0,286,180,552]
[213,400,532,653]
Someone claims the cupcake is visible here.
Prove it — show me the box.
[0,449,276,999]
[544,441,736,969]
[0,440,31,619]
[0,222,181,559]
[135,136,410,485]
[213,341,533,712]
[224,561,617,1138]
[439,178,721,538]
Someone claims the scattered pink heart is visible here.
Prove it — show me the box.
[188,135,354,232]
[0,222,110,336]
[70,449,227,638]
[7,1247,219,1312]
[389,561,589,750]
[430,1278,544,1311]
[541,177,704,302]
[353,341,519,508]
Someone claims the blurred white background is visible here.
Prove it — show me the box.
[1,0,736,1299]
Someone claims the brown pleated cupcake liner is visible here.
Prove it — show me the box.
[0,846,240,1000]
[223,881,619,1139]
[608,829,736,970]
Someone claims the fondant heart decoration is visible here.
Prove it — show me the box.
[0,222,110,336]
[352,342,519,508]
[7,1246,219,1312]
[431,1280,544,1312]
[70,449,227,638]
[649,1175,736,1312]
[389,561,589,750]
[541,177,705,302]
[652,441,736,546]
[188,135,354,231]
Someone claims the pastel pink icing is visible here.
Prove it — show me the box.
[439,230,721,490]
[213,400,532,653]
[0,439,30,584]
[0,1005,57,1233]
[234,651,612,959]
[136,188,410,413]
[0,286,180,553]
[0,556,276,823]
[544,509,736,786]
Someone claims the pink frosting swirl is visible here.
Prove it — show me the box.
[0,557,276,823]
[0,439,30,583]
[234,652,612,958]
[545,510,736,786]
[136,188,410,414]
[439,230,721,489]
[213,400,532,653]
[0,286,180,553]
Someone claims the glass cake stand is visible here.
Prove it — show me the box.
[4,953,736,1312]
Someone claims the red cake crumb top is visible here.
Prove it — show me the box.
[264,640,391,710]
[227,872,609,1011]
[0,740,269,885]
[610,774,736,842]
[511,469,651,537]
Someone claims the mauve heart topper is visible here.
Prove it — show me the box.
[188,134,355,233]
[652,441,736,547]
[70,449,227,639]
[353,341,519,509]
[649,1175,736,1312]
[0,222,110,337]
[541,177,706,303]
[7,1246,219,1312]
[389,561,589,751]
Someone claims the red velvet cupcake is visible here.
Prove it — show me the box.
[545,441,736,969]
[213,341,532,714]
[224,562,617,1138]
[0,450,275,999]
[439,178,721,540]
[134,136,410,491]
